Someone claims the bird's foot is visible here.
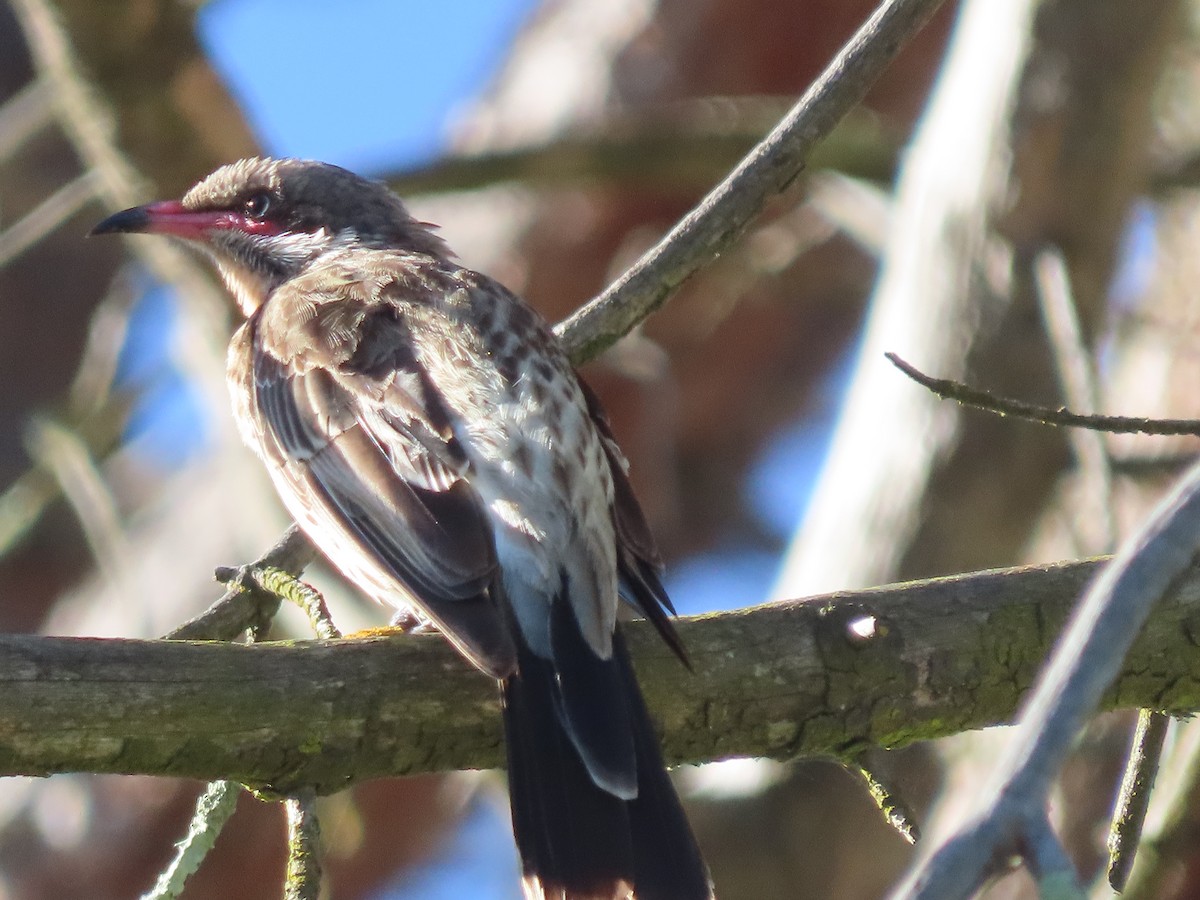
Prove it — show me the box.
[343,610,439,640]
[389,609,440,634]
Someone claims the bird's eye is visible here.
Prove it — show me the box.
[244,193,272,219]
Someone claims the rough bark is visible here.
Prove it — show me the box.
[4,557,1199,794]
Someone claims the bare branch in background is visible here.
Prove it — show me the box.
[891,458,1200,899]
[0,168,98,266]
[1033,247,1117,549]
[388,104,895,196]
[139,780,239,900]
[0,0,241,566]
[555,0,950,362]
[24,416,133,595]
[885,353,1200,436]
[1107,711,1172,892]
[0,79,53,162]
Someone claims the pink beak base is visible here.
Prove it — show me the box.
[90,200,278,240]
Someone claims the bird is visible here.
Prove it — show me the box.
[92,157,713,900]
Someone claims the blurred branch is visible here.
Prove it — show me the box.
[891,457,1200,900]
[555,0,950,362]
[1119,719,1200,897]
[0,398,129,559]
[1031,246,1163,892]
[24,416,132,591]
[0,0,238,564]
[387,105,895,196]
[0,168,99,266]
[0,79,53,162]
[10,0,231,353]
[775,0,1180,602]
[1149,147,1200,195]
[6,555,1200,792]
[23,0,258,197]
[0,272,138,561]
[140,780,240,900]
[1032,247,1116,549]
[7,0,145,212]
[1107,710,1171,891]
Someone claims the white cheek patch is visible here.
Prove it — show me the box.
[212,228,360,315]
[268,228,338,268]
[215,260,269,316]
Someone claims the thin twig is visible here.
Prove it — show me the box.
[1031,248,1164,891]
[252,567,341,640]
[284,790,324,900]
[886,352,1200,436]
[166,526,315,642]
[1107,710,1172,891]
[555,0,950,362]
[1119,719,1200,898]
[892,456,1200,899]
[853,759,920,845]
[139,780,240,900]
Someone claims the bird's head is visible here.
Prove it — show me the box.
[91,157,448,315]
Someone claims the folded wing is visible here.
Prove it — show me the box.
[248,295,517,678]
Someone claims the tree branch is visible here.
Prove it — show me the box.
[885,352,1200,436]
[385,104,894,197]
[9,556,1200,794]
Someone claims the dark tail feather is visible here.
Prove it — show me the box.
[503,641,635,898]
[501,629,713,899]
[615,631,712,900]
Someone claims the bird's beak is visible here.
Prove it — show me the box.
[90,201,227,241]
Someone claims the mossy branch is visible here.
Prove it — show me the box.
[6,556,1200,794]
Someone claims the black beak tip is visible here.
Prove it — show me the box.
[89,206,151,237]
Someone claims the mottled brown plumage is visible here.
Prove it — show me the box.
[92,158,712,900]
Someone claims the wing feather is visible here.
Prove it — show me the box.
[246,298,516,677]
[578,379,689,666]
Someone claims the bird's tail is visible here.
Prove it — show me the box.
[501,626,713,900]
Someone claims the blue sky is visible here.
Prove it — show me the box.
[197,0,537,173]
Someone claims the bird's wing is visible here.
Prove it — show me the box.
[246,289,516,678]
[577,380,689,666]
